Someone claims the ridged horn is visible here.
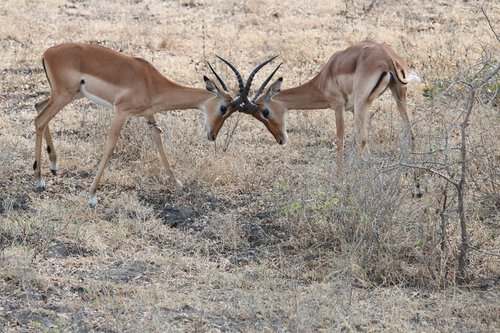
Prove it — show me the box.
[216,55,245,94]
[252,62,282,102]
[243,55,278,97]
[206,62,228,92]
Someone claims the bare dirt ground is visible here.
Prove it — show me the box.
[0,0,499,332]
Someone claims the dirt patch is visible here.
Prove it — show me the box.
[162,202,200,228]
[242,211,285,247]
[45,241,94,259]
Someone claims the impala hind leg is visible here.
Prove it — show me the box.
[35,98,58,176]
[390,84,422,198]
[34,95,72,191]
[332,104,347,172]
[333,105,345,157]
[353,71,391,157]
[88,111,128,208]
[147,116,182,188]
[353,101,371,157]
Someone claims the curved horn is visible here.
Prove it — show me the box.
[216,55,245,94]
[207,62,228,92]
[252,62,282,102]
[243,55,278,97]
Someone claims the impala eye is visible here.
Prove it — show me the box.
[262,108,270,118]
[220,105,227,115]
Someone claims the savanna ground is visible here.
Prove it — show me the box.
[0,0,499,332]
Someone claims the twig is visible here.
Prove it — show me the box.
[202,18,206,61]
[223,112,242,152]
[477,63,499,88]
[386,162,458,186]
[481,4,500,43]
[470,248,500,257]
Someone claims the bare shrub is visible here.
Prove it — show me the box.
[412,44,499,284]
[272,156,428,286]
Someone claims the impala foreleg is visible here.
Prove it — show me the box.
[147,116,182,188]
[88,111,127,208]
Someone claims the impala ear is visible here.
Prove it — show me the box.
[265,77,283,102]
[203,76,221,95]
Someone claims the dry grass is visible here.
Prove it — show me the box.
[1,0,499,332]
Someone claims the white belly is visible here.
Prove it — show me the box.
[79,75,116,108]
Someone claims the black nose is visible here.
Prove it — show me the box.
[211,134,216,141]
[278,139,283,145]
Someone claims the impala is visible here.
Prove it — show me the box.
[34,43,241,208]
[223,41,422,196]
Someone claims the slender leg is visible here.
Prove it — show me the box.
[147,116,182,187]
[35,98,58,175]
[354,100,371,157]
[45,128,58,175]
[390,84,422,198]
[334,105,345,156]
[390,85,416,153]
[34,126,46,190]
[34,95,72,190]
[88,111,128,208]
[332,104,346,172]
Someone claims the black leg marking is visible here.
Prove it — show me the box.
[33,160,37,170]
[416,184,423,198]
[47,145,51,154]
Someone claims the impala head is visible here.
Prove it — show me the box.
[202,74,236,141]
[251,77,287,145]
[218,55,287,144]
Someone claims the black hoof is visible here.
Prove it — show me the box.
[50,169,57,176]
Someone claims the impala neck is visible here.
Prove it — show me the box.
[156,79,213,110]
[275,76,330,110]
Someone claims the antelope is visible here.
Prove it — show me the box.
[34,43,278,208]
[34,43,232,208]
[222,41,422,196]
